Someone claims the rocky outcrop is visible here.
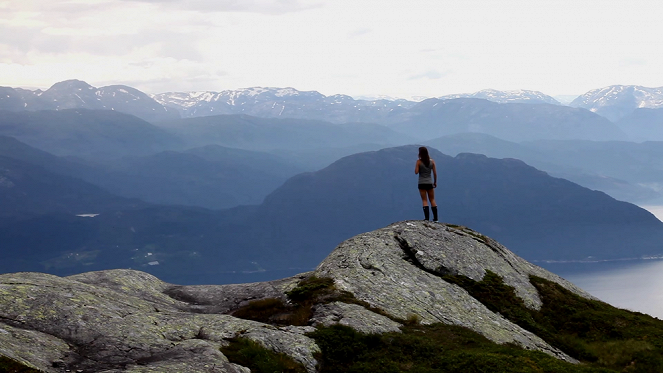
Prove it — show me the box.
[315,221,590,362]
[0,271,319,373]
[0,221,599,371]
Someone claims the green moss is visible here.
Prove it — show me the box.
[0,356,42,373]
[230,272,663,372]
[231,276,392,326]
[220,338,307,373]
[230,298,295,325]
[442,271,663,372]
[286,276,336,302]
[528,276,663,371]
[308,324,613,373]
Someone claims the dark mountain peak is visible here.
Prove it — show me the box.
[259,145,663,268]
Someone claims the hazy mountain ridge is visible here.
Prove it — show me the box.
[85,146,304,209]
[0,80,179,123]
[0,109,184,159]
[616,107,663,142]
[2,145,661,284]
[386,98,625,142]
[0,135,303,210]
[425,133,663,203]
[0,155,146,219]
[155,114,413,151]
[570,84,663,122]
[439,88,561,105]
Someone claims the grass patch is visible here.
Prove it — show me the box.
[220,338,307,373]
[442,271,663,372]
[231,275,393,326]
[529,276,663,372]
[230,298,297,325]
[286,276,336,302]
[0,356,42,373]
[228,271,663,372]
[308,324,614,373]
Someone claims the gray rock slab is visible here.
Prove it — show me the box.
[311,301,403,334]
[67,269,185,310]
[241,326,320,373]
[163,273,310,313]
[393,221,594,309]
[0,271,319,373]
[0,323,70,372]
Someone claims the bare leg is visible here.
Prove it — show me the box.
[426,189,436,207]
[419,189,429,207]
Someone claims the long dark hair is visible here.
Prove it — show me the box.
[418,146,430,167]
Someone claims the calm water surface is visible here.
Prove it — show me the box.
[537,205,663,319]
[542,260,663,319]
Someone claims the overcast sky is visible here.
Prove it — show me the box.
[1,0,661,99]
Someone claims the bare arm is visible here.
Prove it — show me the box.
[432,160,437,187]
[414,159,420,174]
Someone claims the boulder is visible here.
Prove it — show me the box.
[314,221,586,362]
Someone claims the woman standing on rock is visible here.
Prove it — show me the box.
[415,146,438,221]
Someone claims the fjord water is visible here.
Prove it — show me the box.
[540,205,663,319]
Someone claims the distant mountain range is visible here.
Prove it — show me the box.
[571,85,663,122]
[0,80,179,123]
[438,89,561,105]
[152,87,418,123]
[384,98,624,142]
[5,80,663,140]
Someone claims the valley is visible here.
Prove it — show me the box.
[2,81,663,291]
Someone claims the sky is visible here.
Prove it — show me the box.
[1,0,662,99]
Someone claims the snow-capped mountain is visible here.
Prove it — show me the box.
[0,80,179,123]
[154,87,563,123]
[570,85,663,122]
[439,89,561,105]
[151,87,419,123]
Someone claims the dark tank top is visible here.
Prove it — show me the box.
[418,160,433,184]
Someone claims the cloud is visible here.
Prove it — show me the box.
[118,0,324,14]
[348,27,372,38]
[619,58,647,67]
[408,70,449,81]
